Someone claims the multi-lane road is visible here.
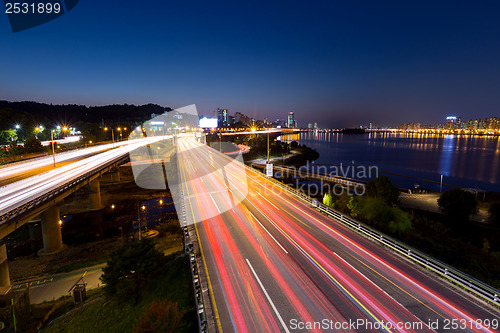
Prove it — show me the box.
[177,135,500,333]
[0,137,166,221]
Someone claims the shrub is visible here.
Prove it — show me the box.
[133,300,185,333]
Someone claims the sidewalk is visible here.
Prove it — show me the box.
[248,151,298,165]
[12,263,105,304]
[399,193,490,223]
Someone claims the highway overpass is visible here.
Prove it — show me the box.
[1,131,499,333]
[0,137,167,294]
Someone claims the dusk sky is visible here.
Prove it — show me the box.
[2,1,500,128]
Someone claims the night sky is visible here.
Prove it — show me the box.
[2,1,500,128]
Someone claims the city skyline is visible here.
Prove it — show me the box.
[2,1,500,128]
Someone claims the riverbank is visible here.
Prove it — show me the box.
[281,132,500,192]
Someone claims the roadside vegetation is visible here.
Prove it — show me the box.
[321,176,500,288]
[41,239,197,333]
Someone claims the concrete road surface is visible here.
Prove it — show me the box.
[12,264,104,304]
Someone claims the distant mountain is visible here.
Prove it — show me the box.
[0,100,171,124]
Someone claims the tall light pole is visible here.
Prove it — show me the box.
[105,127,115,147]
[51,130,56,167]
[440,174,443,193]
[267,131,270,164]
[219,130,222,151]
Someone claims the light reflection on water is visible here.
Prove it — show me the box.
[281,132,500,191]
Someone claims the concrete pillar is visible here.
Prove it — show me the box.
[39,206,65,256]
[0,244,11,295]
[28,219,41,253]
[89,179,103,210]
[111,167,121,182]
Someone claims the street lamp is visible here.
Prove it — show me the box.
[267,131,270,164]
[51,129,56,167]
[104,127,115,147]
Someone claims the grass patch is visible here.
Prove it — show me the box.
[0,288,105,332]
[46,258,108,275]
[43,257,197,333]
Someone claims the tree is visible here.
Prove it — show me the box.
[437,189,477,224]
[334,192,351,214]
[355,197,412,235]
[323,193,334,207]
[365,176,400,204]
[23,136,44,153]
[81,122,106,143]
[0,129,17,145]
[100,238,165,302]
[489,202,500,226]
[133,300,185,333]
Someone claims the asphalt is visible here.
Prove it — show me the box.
[179,135,500,333]
[12,264,104,304]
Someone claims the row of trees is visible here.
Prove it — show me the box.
[323,176,412,236]
[323,176,500,236]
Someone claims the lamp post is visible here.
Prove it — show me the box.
[51,130,56,167]
[104,127,115,147]
[440,174,443,193]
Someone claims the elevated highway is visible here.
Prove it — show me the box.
[0,137,167,294]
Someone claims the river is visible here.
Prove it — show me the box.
[280,132,500,192]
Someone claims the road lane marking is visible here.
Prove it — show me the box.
[333,252,427,328]
[257,192,280,210]
[209,194,222,214]
[245,200,391,333]
[179,150,224,333]
[247,210,288,254]
[245,259,291,333]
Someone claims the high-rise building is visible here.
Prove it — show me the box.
[308,123,313,129]
[288,112,295,128]
[445,116,460,130]
[217,108,228,127]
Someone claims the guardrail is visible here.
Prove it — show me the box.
[252,164,367,189]
[0,154,129,224]
[246,164,500,307]
[185,226,207,333]
[176,143,208,333]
